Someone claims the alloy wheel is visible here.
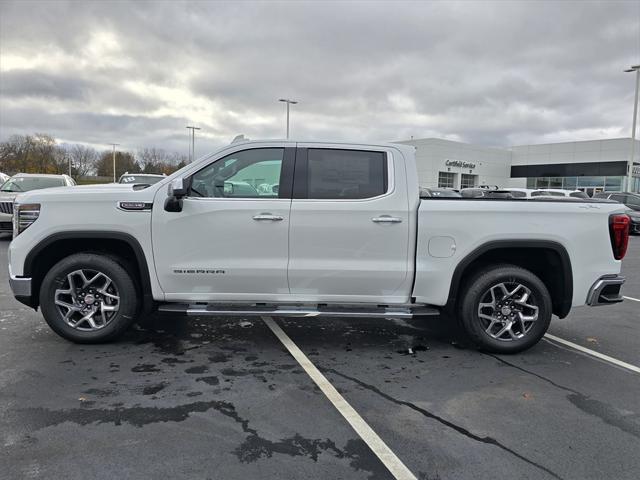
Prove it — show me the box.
[54,269,120,331]
[477,282,539,341]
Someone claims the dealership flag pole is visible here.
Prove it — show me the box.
[625,65,640,192]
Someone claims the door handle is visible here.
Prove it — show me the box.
[253,213,284,221]
[372,216,403,223]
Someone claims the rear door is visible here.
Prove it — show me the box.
[287,144,412,303]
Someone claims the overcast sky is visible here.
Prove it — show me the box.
[0,0,639,157]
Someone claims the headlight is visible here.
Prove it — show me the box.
[13,203,40,238]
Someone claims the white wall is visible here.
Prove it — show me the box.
[396,137,639,191]
[511,138,639,166]
[397,138,512,189]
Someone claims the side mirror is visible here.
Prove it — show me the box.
[168,177,188,198]
[165,177,188,212]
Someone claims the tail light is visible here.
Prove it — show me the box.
[609,214,630,260]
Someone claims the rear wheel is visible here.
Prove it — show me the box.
[39,253,139,343]
[459,265,552,353]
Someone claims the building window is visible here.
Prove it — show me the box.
[604,176,623,191]
[536,177,550,188]
[549,177,563,188]
[460,174,477,189]
[438,171,455,188]
[526,177,536,188]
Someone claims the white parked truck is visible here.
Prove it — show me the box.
[7,141,631,353]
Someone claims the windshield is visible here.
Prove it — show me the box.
[1,176,65,192]
[119,175,164,185]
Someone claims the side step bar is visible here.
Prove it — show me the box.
[157,303,440,319]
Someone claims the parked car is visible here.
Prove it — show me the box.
[501,188,537,198]
[460,188,514,198]
[593,191,640,211]
[8,140,629,353]
[419,187,461,198]
[625,209,640,235]
[0,173,75,235]
[118,173,166,185]
[0,173,9,184]
[503,188,616,203]
[532,189,589,198]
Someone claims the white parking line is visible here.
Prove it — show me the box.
[262,316,417,480]
[623,295,640,302]
[544,333,640,374]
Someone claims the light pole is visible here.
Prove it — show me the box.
[278,98,298,139]
[110,143,119,183]
[186,126,201,163]
[624,65,640,192]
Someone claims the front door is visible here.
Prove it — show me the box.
[287,145,412,303]
[152,145,294,302]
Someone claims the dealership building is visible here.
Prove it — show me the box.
[397,137,640,195]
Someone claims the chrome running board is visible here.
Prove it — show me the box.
[157,303,440,319]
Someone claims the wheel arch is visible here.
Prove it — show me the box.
[23,231,154,313]
[446,240,573,318]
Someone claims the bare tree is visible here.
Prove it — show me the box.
[137,148,187,174]
[67,144,98,179]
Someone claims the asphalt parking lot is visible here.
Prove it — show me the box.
[1,237,638,480]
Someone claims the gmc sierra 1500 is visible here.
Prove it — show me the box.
[7,140,630,352]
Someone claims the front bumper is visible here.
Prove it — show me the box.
[8,263,35,307]
[586,275,625,306]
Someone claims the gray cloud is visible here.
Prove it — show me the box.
[0,0,638,157]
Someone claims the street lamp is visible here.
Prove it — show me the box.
[186,126,201,163]
[624,65,640,192]
[278,98,298,139]
[110,143,119,183]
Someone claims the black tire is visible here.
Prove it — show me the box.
[458,264,552,354]
[39,253,139,343]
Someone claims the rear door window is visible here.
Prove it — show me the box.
[299,148,387,199]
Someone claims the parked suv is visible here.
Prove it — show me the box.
[0,173,75,234]
[594,191,640,211]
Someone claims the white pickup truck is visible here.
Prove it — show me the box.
[7,140,631,353]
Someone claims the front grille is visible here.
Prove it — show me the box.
[0,221,12,231]
[0,202,14,215]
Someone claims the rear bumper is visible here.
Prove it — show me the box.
[586,275,625,306]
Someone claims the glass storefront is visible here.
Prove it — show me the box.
[526,176,626,194]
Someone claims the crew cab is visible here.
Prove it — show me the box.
[7,141,631,353]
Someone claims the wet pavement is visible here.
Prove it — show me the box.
[1,236,638,480]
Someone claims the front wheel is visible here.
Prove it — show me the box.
[458,265,552,354]
[39,253,139,343]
